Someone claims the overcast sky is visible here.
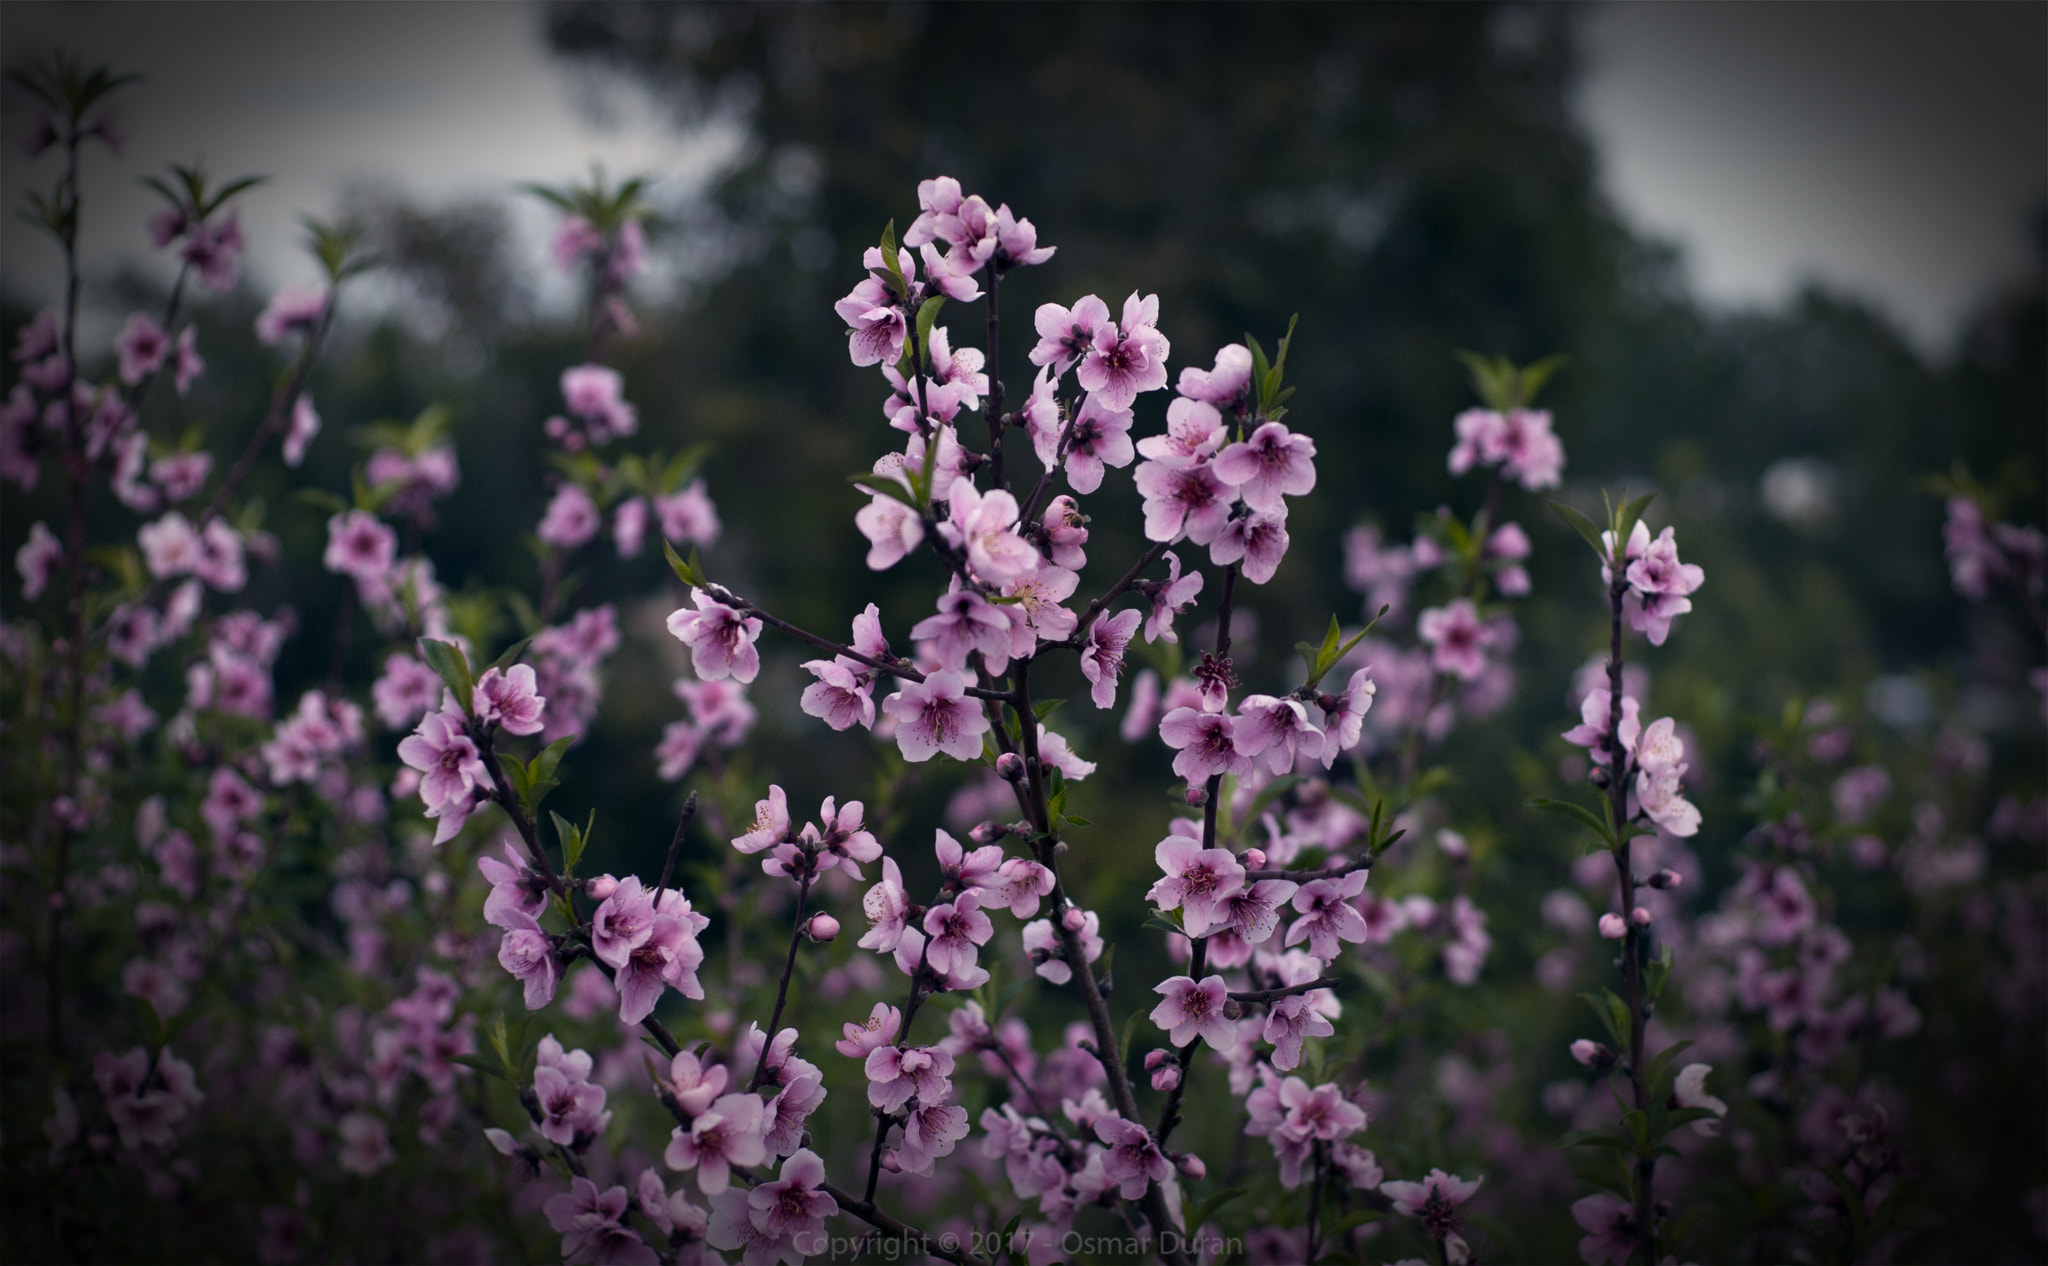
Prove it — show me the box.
[2,1,2042,355]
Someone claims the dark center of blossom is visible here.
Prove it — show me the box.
[1174,473,1214,508]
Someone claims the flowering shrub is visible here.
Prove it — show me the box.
[3,58,2042,1266]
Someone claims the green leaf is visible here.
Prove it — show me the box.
[1549,499,1607,556]
[1616,492,1657,548]
[1529,797,1615,846]
[1143,911,1185,936]
[1578,990,1628,1047]
[1514,354,1567,407]
[878,219,905,291]
[1558,1128,1636,1152]
[497,752,531,802]
[1184,1187,1248,1233]
[1060,814,1091,828]
[1642,1038,1695,1099]
[488,636,533,675]
[449,1053,507,1080]
[915,295,947,358]
[549,811,582,875]
[1118,1010,1141,1067]
[417,637,474,714]
[291,487,350,515]
[851,472,918,507]
[662,538,702,589]
[528,736,573,792]
[1032,698,1065,722]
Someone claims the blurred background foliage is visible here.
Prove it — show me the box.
[2,3,2041,1259]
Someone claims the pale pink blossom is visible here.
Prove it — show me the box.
[1418,599,1493,680]
[1146,833,1247,937]
[665,1091,767,1194]
[1178,343,1253,407]
[941,478,1039,586]
[1572,1192,1638,1265]
[654,478,721,547]
[474,664,546,736]
[1673,1063,1728,1136]
[836,1002,902,1058]
[1029,294,1111,375]
[1095,1114,1173,1198]
[538,484,602,549]
[855,492,925,570]
[1135,459,1234,545]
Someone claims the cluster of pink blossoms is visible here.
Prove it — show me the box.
[1447,405,1564,489]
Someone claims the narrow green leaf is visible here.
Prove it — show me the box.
[489,636,533,675]
[661,538,700,589]
[549,811,581,873]
[529,736,574,789]
[1529,797,1616,846]
[1617,492,1657,548]
[1548,500,1607,556]
[1118,1010,1140,1068]
[1578,992,1626,1047]
[497,752,531,801]
[1032,698,1065,722]
[1642,1039,1696,1100]
[915,295,947,357]
[850,472,918,507]
[1514,354,1567,406]
[417,637,474,714]
[1558,1128,1635,1152]
[1060,814,1091,828]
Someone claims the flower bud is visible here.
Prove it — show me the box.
[880,1150,903,1173]
[1648,868,1682,890]
[584,875,619,901]
[1589,765,1612,789]
[1185,785,1208,808]
[969,821,1010,845]
[1061,907,1087,933]
[1176,1152,1207,1180]
[803,913,840,943]
[1241,848,1267,869]
[1144,1049,1170,1070]
[1150,1065,1181,1092]
[1629,906,1653,929]
[1598,912,1626,940]
[996,752,1026,781]
[1570,1038,1616,1068]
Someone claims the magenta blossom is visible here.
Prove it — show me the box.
[473,664,546,736]
[835,1002,902,1058]
[1145,549,1205,643]
[747,1147,837,1247]
[1146,833,1247,937]
[865,1044,954,1114]
[1094,1115,1173,1199]
[1209,511,1291,584]
[1076,291,1170,410]
[1135,459,1235,546]
[665,1092,768,1195]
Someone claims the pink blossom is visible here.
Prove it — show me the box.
[254,284,328,346]
[183,213,245,293]
[941,478,1040,586]
[550,215,606,269]
[813,796,882,877]
[496,910,560,1009]
[800,656,876,731]
[193,519,246,592]
[881,669,989,762]
[1076,292,1170,410]
[1095,1114,1173,1199]
[654,478,721,547]
[323,510,396,581]
[1562,685,1641,764]
[535,1060,611,1147]
[835,274,907,367]
[115,312,168,384]
[1286,871,1370,961]
[666,591,763,684]
[1673,1063,1728,1136]
[665,1091,767,1195]
[1151,974,1236,1051]
[913,587,1012,673]
[1159,706,1249,785]
[922,889,994,980]
[1636,766,1701,837]
[1208,511,1291,584]
[1572,1192,1638,1265]
[1264,995,1336,1071]
[1040,494,1090,569]
[139,511,204,578]
[836,1002,902,1058]
[1145,550,1205,644]
[1417,599,1493,680]
[396,705,485,844]
[478,843,548,929]
[1135,459,1234,545]
[372,653,442,730]
[1077,607,1141,708]
[171,327,204,395]
[865,1044,954,1114]
[854,493,925,570]
[617,901,710,1024]
[15,521,59,599]
[1178,343,1253,407]
[747,1147,836,1245]
[1381,1168,1482,1218]
[935,827,1005,891]
[1319,667,1377,767]
[1146,833,1246,937]
[544,1177,655,1266]
[1498,407,1564,488]
[1236,695,1325,774]
[1029,294,1111,375]
[337,1113,394,1176]
[1215,421,1316,514]
[859,858,911,954]
[150,451,211,502]
[1598,912,1626,939]
[1624,526,1704,646]
[894,1101,970,1176]
[474,663,546,736]
[1049,393,1135,494]
[538,484,601,549]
